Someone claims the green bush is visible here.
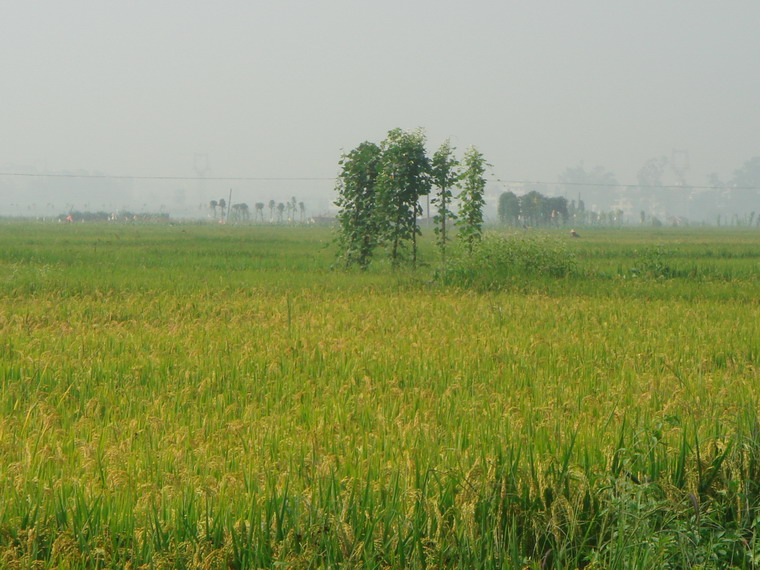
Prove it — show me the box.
[437,232,577,289]
[629,246,676,279]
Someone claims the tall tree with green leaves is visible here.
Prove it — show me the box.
[431,139,459,261]
[497,190,520,225]
[334,141,382,269]
[456,146,488,252]
[375,128,431,268]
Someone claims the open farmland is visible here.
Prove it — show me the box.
[1,222,759,568]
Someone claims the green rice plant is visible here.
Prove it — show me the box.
[0,222,759,566]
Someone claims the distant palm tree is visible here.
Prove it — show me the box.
[298,201,306,222]
[254,202,265,222]
[268,200,276,222]
[209,200,218,218]
[218,198,227,221]
[230,203,250,222]
[276,202,285,223]
[286,201,294,222]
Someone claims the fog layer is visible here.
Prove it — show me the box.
[1,1,758,221]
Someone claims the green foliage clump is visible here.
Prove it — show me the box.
[334,129,490,269]
[438,233,577,289]
[630,246,676,279]
[334,128,432,269]
[375,128,431,267]
[334,141,382,269]
[430,139,459,259]
[455,146,488,253]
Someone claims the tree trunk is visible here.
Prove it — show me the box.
[412,226,417,269]
[392,211,403,266]
[441,191,447,262]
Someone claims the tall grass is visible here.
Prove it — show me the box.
[0,222,759,566]
[437,232,578,290]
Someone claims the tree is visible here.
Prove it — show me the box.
[546,196,569,225]
[209,200,218,218]
[636,156,669,218]
[559,163,618,212]
[456,146,487,252]
[254,202,265,222]
[519,190,545,226]
[230,203,250,222]
[276,202,285,223]
[218,198,227,221]
[268,200,276,222]
[286,200,294,222]
[724,156,760,219]
[298,201,306,222]
[334,141,382,268]
[637,156,668,188]
[497,191,520,225]
[430,139,459,260]
[375,128,432,268]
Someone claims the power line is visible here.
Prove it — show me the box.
[0,170,758,191]
[0,171,335,182]
[492,177,760,191]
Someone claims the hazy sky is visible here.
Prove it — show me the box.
[2,1,759,208]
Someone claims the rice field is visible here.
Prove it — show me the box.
[1,221,759,568]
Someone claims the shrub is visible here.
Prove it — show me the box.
[437,232,577,289]
[629,246,676,279]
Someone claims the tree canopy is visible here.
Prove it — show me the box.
[334,128,488,269]
[375,128,432,267]
[334,141,382,268]
[456,146,487,252]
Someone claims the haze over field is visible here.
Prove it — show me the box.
[1,1,759,220]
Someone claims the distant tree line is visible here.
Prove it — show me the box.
[498,190,569,226]
[552,155,760,225]
[335,128,488,269]
[58,210,170,222]
[498,190,626,227]
[208,197,307,223]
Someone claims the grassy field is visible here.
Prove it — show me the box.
[1,221,759,568]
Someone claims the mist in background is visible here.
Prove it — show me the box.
[1,1,759,222]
